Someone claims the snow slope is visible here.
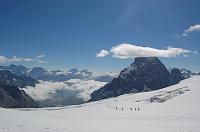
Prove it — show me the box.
[0,76,200,132]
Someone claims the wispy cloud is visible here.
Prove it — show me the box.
[0,54,47,64]
[170,34,181,38]
[36,54,45,59]
[194,50,198,55]
[35,54,46,63]
[96,50,109,57]
[36,60,47,64]
[182,24,200,37]
[0,55,33,64]
[97,43,193,59]
[170,24,200,38]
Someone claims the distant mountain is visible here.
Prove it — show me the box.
[65,68,93,80]
[0,70,38,88]
[26,67,114,82]
[0,70,38,108]
[90,72,117,82]
[0,64,29,76]
[27,67,48,79]
[90,57,187,101]
[180,68,196,79]
[26,67,67,81]
[0,64,116,82]
[28,67,116,82]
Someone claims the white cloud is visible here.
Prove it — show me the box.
[24,79,106,107]
[0,55,33,64]
[36,60,47,64]
[182,24,200,37]
[11,56,33,62]
[0,55,8,64]
[96,50,109,57]
[194,50,198,55]
[0,54,47,64]
[110,44,191,59]
[37,54,45,59]
[101,43,191,59]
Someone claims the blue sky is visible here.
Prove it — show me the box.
[0,0,200,72]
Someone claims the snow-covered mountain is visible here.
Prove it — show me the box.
[180,68,197,78]
[0,76,199,132]
[0,64,29,76]
[0,70,38,88]
[0,64,117,82]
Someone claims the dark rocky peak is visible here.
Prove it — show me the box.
[90,57,172,101]
[133,57,160,65]
[0,84,38,108]
[132,57,165,70]
[120,57,169,80]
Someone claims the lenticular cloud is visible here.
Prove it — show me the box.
[97,43,191,59]
[110,44,191,59]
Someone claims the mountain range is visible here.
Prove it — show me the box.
[0,65,116,107]
[0,65,116,82]
[0,58,197,108]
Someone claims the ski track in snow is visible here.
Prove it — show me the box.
[0,76,200,132]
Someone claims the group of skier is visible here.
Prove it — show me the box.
[115,107,140,111]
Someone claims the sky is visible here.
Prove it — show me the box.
[0,0,200,72]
